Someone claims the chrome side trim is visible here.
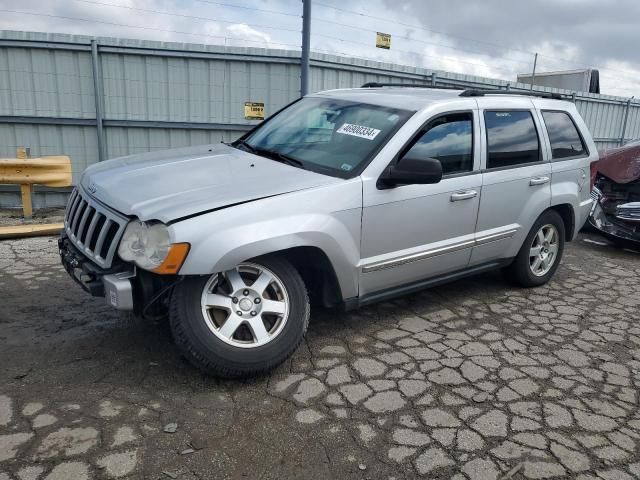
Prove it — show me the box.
[362,239,475,273]
[474,228,519,246]
[361,228,519,273]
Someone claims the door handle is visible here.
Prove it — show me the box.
[529,176,550,186]
[450,190,478,202]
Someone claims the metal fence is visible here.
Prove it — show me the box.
[1,30,639,207]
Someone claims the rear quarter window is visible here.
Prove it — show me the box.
[541,111,588,159]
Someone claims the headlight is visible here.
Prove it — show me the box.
[118,221,171,270]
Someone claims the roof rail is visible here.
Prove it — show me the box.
[459,89,564,100]
[360,82,462,91]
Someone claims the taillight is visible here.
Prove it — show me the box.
[590,161,599,190]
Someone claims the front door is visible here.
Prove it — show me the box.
[360,110,482,297]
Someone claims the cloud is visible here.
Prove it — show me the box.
[378,0,640,96]
[0,0,638,97]
[226,23,271,44]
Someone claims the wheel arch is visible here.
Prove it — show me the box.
[548,203,575,241]
[259,246,344,307]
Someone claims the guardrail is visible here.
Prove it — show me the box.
[0,148,72,218]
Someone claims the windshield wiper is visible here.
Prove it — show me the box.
[234,139,257,154]
[253,148,305,169]
[234,141,305,169]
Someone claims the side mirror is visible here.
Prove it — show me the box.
[378,154,443,189]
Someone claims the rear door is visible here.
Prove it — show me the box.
[470,99,551,266]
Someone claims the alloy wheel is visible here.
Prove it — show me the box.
[200,263,289,348]
[529,224,559,277]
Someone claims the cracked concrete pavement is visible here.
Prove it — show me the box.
[0,232,639,479]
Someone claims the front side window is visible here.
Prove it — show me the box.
[403,113,474,175]
[485,110,540,169]
[239,97,413,178]
[542,111,587,159]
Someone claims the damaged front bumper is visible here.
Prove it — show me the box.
[59,233,135,310]
[589,188,640,243]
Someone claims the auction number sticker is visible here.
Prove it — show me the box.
[336,123,381,140]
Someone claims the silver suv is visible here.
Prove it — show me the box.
[59,85,597,377]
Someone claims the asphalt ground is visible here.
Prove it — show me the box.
[1,231,639,480]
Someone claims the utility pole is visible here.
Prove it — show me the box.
[91,39,106,162]
[300,0,311,96]
[620,96,634,146]
[530,52,538,91]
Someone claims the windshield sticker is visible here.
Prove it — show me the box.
[340,163,353,171]
[336,123,381,140]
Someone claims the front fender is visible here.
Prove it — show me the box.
[170,181,362,299]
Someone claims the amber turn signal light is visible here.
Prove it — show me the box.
[153,243,190,274]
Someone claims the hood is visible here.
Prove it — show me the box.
[597,141,640,184]
[80,144,341,223]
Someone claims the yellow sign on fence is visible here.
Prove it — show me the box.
[244,102,265,120]
[376,32,391,49]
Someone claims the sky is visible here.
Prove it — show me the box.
[1,0,639,98]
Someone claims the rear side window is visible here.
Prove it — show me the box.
[404,112,473,175]
[485,111,540,169]
[541,111,587,159]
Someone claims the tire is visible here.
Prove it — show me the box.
[170,255,310,378]
[503,210,566,287]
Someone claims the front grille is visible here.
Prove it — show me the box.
[64,187,128,268]
[616,202,640,222]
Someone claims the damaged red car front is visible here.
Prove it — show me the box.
[590,140,640,244]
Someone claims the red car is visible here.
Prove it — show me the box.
[590,140,640,244]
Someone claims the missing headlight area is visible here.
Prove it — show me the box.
[590,140,640,245]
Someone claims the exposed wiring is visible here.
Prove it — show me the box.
[73,0,301,33]
[314,1,640,83]
[0,9,302,49]
[194,0,300,18]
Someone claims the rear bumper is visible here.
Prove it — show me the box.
[58,233,135,310]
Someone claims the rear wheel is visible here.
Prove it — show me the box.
[504,210,565,287]
[170,256,309,378]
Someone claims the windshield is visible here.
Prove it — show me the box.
[237,97,414,178]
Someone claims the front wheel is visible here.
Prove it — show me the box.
[503,210,566,287]
[170,256,310,378]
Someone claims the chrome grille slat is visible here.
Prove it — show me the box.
[616,202,640,222]
[64,189,78,223]
[83,213,101,253]
[63,187,128,268]
[105,224,122,263]
[76,205,93,245]
[94,219,113,261]
[70,199,86,234]
[66,191,81,226]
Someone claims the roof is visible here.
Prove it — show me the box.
[311,87,466,111]
[311,86,569,111]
